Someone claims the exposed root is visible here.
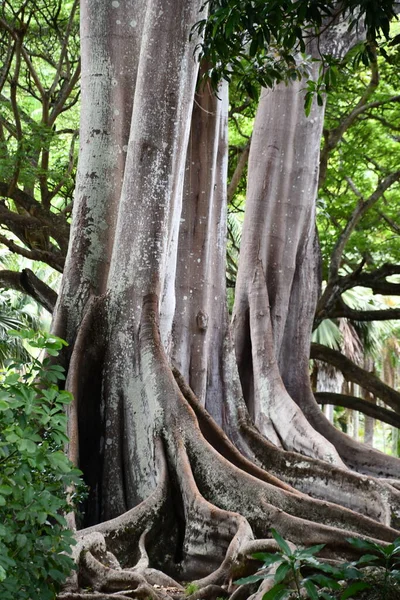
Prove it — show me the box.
[170,432,254,582]
[59,594,136,600]
[76,438,169,563]
[240,419,400,528]
[62,295,400,600]
[186,423,399,548]
[172,366,299,495]
[174,364,400,528]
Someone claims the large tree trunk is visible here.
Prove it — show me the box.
[53,5,400,600]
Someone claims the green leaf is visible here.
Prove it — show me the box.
[356,553,379,564]
[309,573,340,589]
[235,571,272,585]
[341,581,371,599]
[252,552,283,567]
[319,593,336,600]
[271,529,292,557]
[18,438,37,453]
[303,579,319,600]
[48,451,71,472]
[346,537,380,553]
[262,584,291,600]
[16,534,27,548]
[304,92,313,117]
[274,561,291,584]
[296,544,325,559]
[4,373,19,385]
[37,512,48,524]
[24,487,35,504]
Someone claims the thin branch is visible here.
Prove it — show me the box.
[0,182,70,246]
[7,31,23,198]
[328,298,400,321]
[376,210,400,235]
[315,263,400,325]
[230,113,250,140]
[0,38,14,95]
[360,113,400,133]
[48,0,79,98]
[47,130,78,202]
[49,59,80,126]
[319,58,380,187]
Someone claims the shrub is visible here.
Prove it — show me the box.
[0,330,85,600]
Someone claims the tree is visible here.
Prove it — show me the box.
[0,0,79,306]
[17,1,400,599]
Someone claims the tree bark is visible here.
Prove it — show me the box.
[50,6,400,599]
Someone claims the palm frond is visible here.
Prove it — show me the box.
[312,318,342,349]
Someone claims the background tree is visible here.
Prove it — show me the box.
[0,0,79,305]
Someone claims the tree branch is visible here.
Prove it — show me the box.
[0,268,57,313]
[329,170,400,280]
[328,298,400,321]
[319,58,380,187]
[354,263,400,295]
[0,182,70,252]
[315,391,400,429]
[315,263,400,325]
[310,343,400,413]
[227,140,251,204]
[377,210,400,235]
[0,234,64,272]
[49,59,81,126]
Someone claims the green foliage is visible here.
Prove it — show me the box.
[235,530,400,599]
[0,0,80,204]
[235,528,339,599]
[343,536,400,599]
[0,284,44,365]
[185,582,200,595]
[319,46,400,278]
[0,329,85,600]
[195,1,399,99]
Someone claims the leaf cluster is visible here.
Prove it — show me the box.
[0,329,85,600]
[194,0,399,99]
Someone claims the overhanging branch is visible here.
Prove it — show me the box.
[329,299,400,321]
[316,263,400,325]
[0,269,57,313]
[315,392,400,429]
[310,343,400,413]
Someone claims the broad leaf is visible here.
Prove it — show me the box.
[271,529,292,557]
[341,580,371,599]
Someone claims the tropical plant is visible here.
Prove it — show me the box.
[0,329,85,600]
[235,530,400,600]
[0,291,41,365]
[235,529,342,600]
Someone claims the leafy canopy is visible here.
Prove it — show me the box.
[195,0,399,98]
